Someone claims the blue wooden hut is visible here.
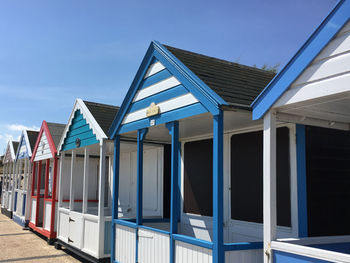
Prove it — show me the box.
[1,140,19,219]
[252,0,350,262]
[12,130,39,227]
[56,99,166,262]
[108,42,299,263]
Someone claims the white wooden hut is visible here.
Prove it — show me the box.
[252,1,350,262]
[1,140,19,218]
[12,130,39,227]
[55,99,166,262]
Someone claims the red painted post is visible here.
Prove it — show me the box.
[44,159,50,198]
[31,162,36,197]
[35,161,42,226]
[50,156,58,234]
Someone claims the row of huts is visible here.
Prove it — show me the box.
[1,1,350,262]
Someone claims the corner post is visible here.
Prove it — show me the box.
[50,156,58,234]
[213,111,224,263]
[296,124,308,237]
[98,140,106,257]
[263,111,277,263]
[136,128,148,263]
[58,152,64,208]
[166,121,180,263]
[111,135,120,263]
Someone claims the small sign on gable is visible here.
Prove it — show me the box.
[146,102,160,117]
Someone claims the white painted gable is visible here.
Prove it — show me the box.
[275,21,350,108]
[34,130,53,161]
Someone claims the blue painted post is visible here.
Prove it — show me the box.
[136,128,148,263]
[111,135,120,263]
[296,124,308,237]
[213,111,224,263]
[166,121,180,263]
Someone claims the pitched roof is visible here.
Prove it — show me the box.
[83,100,119,135]
[12,141,19,154]
[27,130,40,152]
[46,122,66,148]
[164,45,276,109]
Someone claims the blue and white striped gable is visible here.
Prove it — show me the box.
[16,131,30,160]
[110,41,227,136]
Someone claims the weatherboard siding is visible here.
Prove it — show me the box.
[17,136,28,159]
[275,21,350,108]
[62,110,99,151]
[120,59,207,130]
[34,131,53,161]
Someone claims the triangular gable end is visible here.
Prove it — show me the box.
[57,99,106,153]
[109,41,227,137]
[3,141,16,164]
[16,131,31,160]
[251,0,350,120]
[31,121,57,162]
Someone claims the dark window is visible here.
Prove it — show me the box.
[184,139,213,216]
[306,126,350,236]
[231,127,291,227]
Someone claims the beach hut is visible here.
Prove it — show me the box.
[29,121,66,244]
[55,99,167,262]
[1,140,19,218]
[108,41,300,263]
[12,130,39,227]
[252,1,350,262]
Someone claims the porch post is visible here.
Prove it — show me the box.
[263,111,277,263]
[58,152,64,208]
[98,140,106,256]
[35,161,42,226]
[70,150,75,210]
[136,128,148,225]
[136,128,148,263]
[166,121,180,263]
[44,159,50,198]
[50,156,58,234]
[213,111,224,263]
[24,158,28,192]
[82,147,89,214]
[111,135,120,262]
[31,162,36,197]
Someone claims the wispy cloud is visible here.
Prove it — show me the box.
[6,124,40,132]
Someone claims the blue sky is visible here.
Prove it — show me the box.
[0,0,338,153]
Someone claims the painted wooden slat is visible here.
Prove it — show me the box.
[140,68,173,90]
[144,61,166,79]
[30,199,36,223]
[123,93,198,124]
[115,224,136,263]
[119,102,207,134]
[43,201,52,230]
[138,228,170,263]
[133,76,181,102]
[315,30,350,62]
[129,85,189,113]
[175,241,212,263]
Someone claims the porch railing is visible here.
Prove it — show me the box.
[113,219,263,263]
[272,236,350,263]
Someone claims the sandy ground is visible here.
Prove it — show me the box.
[0,212,84,262]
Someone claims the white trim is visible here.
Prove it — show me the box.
[57,98,107,154]
[144,61,166,79]
[123,93,198,124]
[271,240,350,263]
[133,76,181,102]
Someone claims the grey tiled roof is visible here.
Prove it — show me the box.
[46,123,66,149]
[26,130,39,152]
[164,45,276,109]
[83,101,119,137]
[12,141,19,154]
